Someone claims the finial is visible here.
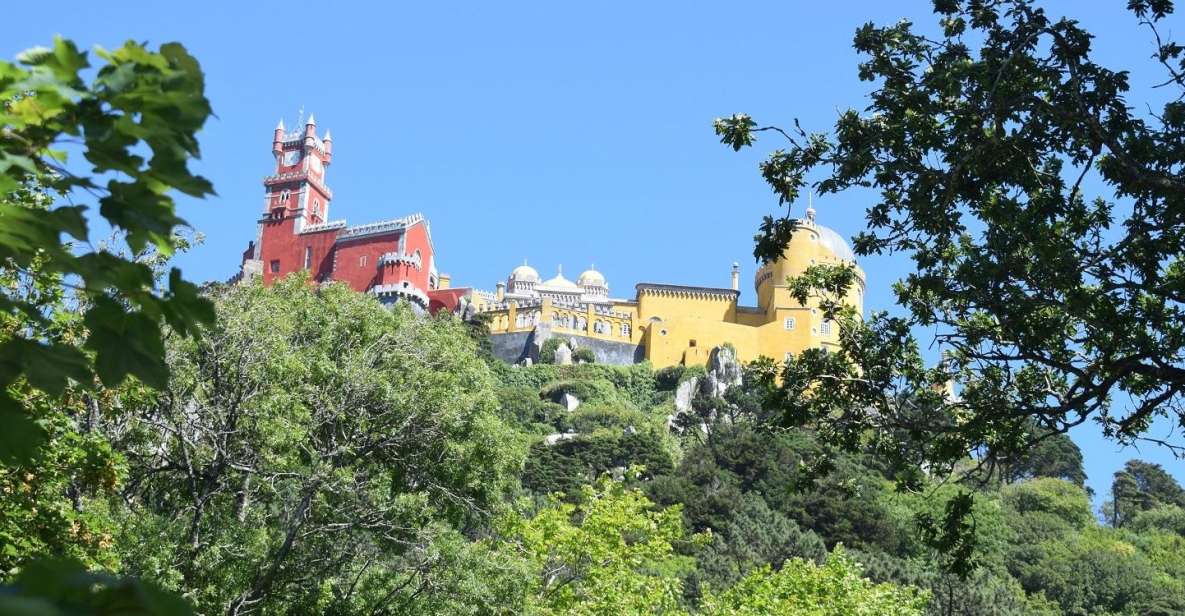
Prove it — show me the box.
[732,262,740,271]
[523,258,528,265]
[806,191,816,223]
[297,105,304,127]
[323,129,332,141]
[276,118,285,130]
[558,264,563,275]
[306,113,316,126]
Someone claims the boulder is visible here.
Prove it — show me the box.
[554,343,573,366]
[561,392,581,412]
[543,432,578,446]
[674,376,700,414]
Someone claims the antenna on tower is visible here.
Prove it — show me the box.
[805,189,817,223]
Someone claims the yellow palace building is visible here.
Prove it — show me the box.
[471,208,865,368]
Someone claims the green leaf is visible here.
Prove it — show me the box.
[0,403,46,465]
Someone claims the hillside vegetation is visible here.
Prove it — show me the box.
[3,278,1183,614]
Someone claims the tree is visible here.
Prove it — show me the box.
[699,547,929,616]
[0,38,214,464]
[714,0,1185,485]
[111,275,523,614]
[1108,459,1185,527]
[513,472,698,615]
[997,428,1087,487]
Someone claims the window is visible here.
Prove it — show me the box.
[303,246,312,270]
[621,323,631,337]
[279,190,290,203]
[783,316,796,330]
[819,320,832,336]
[269,260,280,273]
[360,255,368,267]
[689,339,697,348]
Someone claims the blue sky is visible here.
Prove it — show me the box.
[6,1,1182,508]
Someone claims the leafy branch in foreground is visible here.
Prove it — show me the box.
[0,37,214,463]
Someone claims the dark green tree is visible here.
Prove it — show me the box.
[1108,459,1185,526]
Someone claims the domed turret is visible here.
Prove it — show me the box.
[509,261,540,283]
[577,265,608,297]
[753,206,865,315]
[506,259,540,296]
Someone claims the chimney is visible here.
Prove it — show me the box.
[731,262,740,291]
[438,273,451,289]
[495,281,505,302]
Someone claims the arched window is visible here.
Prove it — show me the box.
[784,317,796,330]
[303,246,312,270]
[577,317,587,331]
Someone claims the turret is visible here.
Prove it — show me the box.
[272,119,285,155]
[731,262,740,291]
[304,113,317,148]
[496,281,506,302]
[323,129,333,164]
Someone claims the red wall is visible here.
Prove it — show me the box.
[332,232,402,291]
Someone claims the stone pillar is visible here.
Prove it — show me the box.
[586,304,595,336]
[508,301,518,333]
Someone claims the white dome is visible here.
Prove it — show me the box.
[509,262,540,283]
[813,224,856,261]
[540,269,580,291]
[801,211,856,262]
[577,266,606,288]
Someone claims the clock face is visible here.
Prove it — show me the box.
[283,150,301,166]
[309,155,323,174]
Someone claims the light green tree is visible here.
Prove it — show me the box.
[700,547,928,616]
[513,473,697,615]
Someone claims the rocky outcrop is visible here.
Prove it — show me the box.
[561,392,581,412]
[702,345,743,398]
[670,345,744,429]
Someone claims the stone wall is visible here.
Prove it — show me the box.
[489,329,643,366]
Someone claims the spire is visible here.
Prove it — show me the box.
[806,191,816,223]
[276,118,285,130]
[323,129,332,141]
[306,113,316,126]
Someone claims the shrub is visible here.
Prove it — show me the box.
[540,338,565,364]
[540,379,622,407]
[572,348,596,364]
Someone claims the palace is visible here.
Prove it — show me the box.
[238,118,865,368]
[471,206,865,367]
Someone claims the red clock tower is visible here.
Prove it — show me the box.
[239,115,473,314]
